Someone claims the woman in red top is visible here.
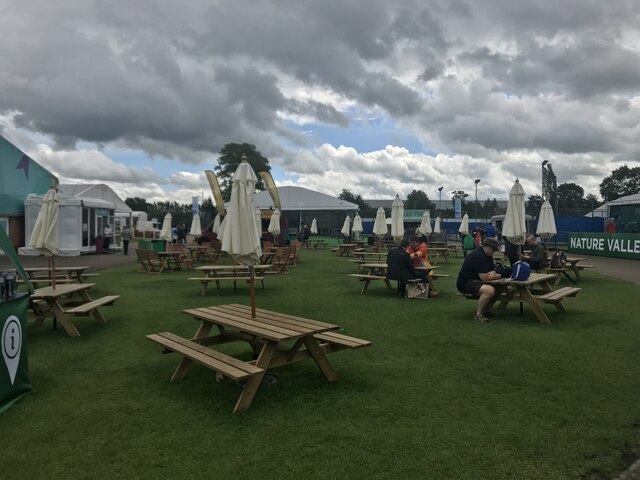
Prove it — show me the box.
[406,235,439,297]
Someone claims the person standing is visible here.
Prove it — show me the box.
[121,226,132,255]
[605,218,617,233]
[103,225,112,252]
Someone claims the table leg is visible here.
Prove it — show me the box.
[171,322,214,380]
[233,341,277,413]
[48,300,81,336]
[303,336,337,382]
[572,264,582,282]
[78,290,107,324]
[520,288,551,325]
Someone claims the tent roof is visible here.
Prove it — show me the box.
[59,184,132,213]
[608,192,640,206]
[254,186,357,211]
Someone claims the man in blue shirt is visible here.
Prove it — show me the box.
[456,237,501,323]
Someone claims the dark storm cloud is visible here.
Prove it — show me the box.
[0,0,639,177]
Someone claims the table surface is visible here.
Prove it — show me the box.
[32,282,95,299]
[195,264,272,272]
[184,304,338,342]
[24,266,92,273]
[486,272,556,286]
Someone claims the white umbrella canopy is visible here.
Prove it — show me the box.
[340,216,351,237]
[434,216,441,234]
[212,214,222,235]
[458,213,469,235]
[391,194,404,239]
[416,211,432,235]
[503,179,527,245]
[221,158,262,316]
[373,207,387,237]
[189,214,202,238]
[310,218,318,235]
[159,213,172,243]
[352,214,363,239]
[536,200,557,240]
[30,187,59,288]
[268,209,281,236]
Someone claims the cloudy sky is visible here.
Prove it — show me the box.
[2,0,640,205]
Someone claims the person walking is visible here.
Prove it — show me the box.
[121,226,132,255]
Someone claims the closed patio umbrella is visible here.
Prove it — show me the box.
[340,216,351,240]
[212,214,222,235]
[536,200,557,241]
[372,207,387,250]
[434,216,441,234]
[268,208,281,244]
[221,156,262,317]
[503,179,527,248]
[352,214,363,240]
[30,186,59,288]
[159,213,172,245]
[391,194,404,240]
[310,218,318,235]
[416,211,432,236]
[458,213,469,236]
[189,214,202,240]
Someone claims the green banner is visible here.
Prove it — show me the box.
[0,293,32,412]
[568,232,640,260]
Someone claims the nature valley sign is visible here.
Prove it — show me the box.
[568,233,640,260]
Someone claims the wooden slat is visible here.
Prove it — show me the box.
[187,276,265,282]
[219,304,338,330]
[314,332,371,348]
[536,287,581,303]
[183,308,298,341]
[198,306,321,336]
[65,295,120,314]
[349,274,387,280]
[146,332,262,380]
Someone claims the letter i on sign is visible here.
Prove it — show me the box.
[2,316,22,385]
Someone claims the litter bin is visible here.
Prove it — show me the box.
[94,236,104,254]
[137,239,151,250]
[151,240,166,252]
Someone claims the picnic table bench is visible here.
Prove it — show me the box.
[188,264,271,295]
[352,263,447,295]
[147,304,371,413]
[307,239,329,249]
[30,283,120,336]
[136,249,165,273]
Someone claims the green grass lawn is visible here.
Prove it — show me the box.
[2,250,639,479]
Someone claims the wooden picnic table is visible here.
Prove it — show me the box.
[356,262,443,295]
[30,283,120,336]
[307,239,329,249]
[185,245,211,262]
[335,243,359,256]
[549,256,590,284]
[146,303,371,413]
[157,251,185,271]
[189,264,272,295]
[484,272,580,325]
[427,247,449,264]
[353,251,388,262]
[20,266,98,287]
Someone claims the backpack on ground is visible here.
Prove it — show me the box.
[550,250,567,268]
[510,260,531,281]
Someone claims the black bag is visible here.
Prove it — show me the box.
[406,282,429,299]
[494,262,513,278]
[550,250,567,268]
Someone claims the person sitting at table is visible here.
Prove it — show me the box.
[406,235,439,296]
[525,235,548,271]
[386,239,432,297]
[456,237,501,323]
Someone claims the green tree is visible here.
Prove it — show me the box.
[527,194,544,216]
[406,189,436,211]
[214,143,271,200]
[125,197,150,212]
[483,198,499,218]
[585,193,599,213]
[557,183,585,209]
[599,165,640,201]
[542,163,558,207]
[338,189,369,211]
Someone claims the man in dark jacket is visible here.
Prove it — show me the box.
[386,239,429,295]
[456,237,501,323]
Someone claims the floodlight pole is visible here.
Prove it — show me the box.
[474,179,480,229]
[541,160,549,200]
[438,186,443,217]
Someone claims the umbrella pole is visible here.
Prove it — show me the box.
[50,256,56,290]
[249,265,256,318]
